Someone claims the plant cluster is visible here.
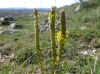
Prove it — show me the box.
[34,7,68,74]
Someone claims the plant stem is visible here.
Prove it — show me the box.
[34,8,43,74]
[58,9,66,62]
[49,7,56,74]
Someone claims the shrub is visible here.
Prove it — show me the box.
[88,0,100,6]
[1,21,10,26]
[79,0,100,9]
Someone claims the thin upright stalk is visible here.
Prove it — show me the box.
[34,8,43,74]
[59,9,66,60]
[49,7,56,74]
[57,9,68,62]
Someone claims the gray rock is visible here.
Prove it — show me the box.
[0,27,6,35]
[0,18,4,22]
[0,27,3,31]
[39,18,60,32]
[78,51,88,55]
[75,5,81,12]
[8,23,16,29]
[6,29,17,35]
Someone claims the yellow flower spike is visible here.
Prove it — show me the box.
[57,9,69,63]
[49,7,57,74]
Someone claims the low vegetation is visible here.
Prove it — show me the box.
[0,1,100,74]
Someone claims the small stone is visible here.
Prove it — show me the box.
[79,51,88,55]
